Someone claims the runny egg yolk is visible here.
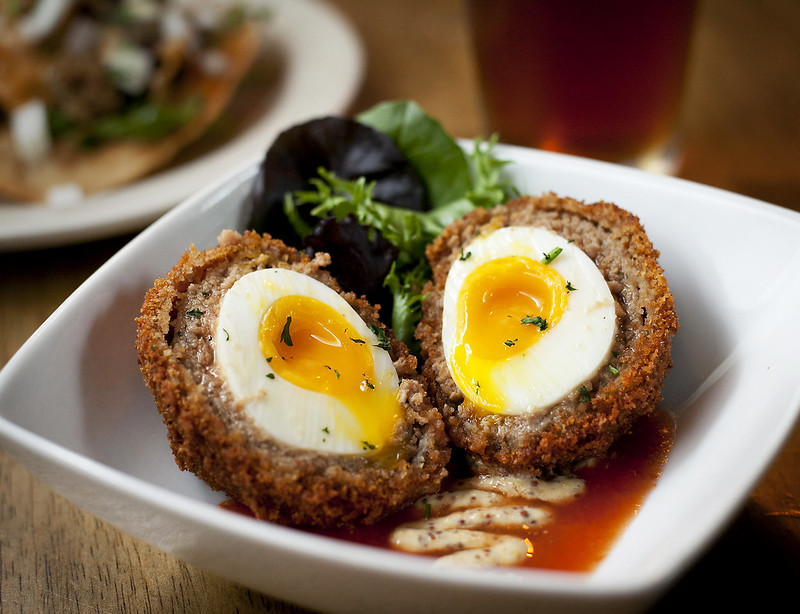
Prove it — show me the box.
[258,295,400,451]
[452,256,569,413]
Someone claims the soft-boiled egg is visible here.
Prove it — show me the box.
[441,226,616,415]
[215,268,402,454]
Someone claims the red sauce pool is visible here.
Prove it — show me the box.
[221,409,675,572]
[524,408,675,571]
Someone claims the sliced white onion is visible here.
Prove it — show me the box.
[104,44,155,96]
[172,0,252,30]
[123,0,160,22]
[199,49,229,75]
[16,0,76,43]
[10,98,51,164]
[160,9,192,43]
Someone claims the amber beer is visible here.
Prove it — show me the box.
[467,0,697,169]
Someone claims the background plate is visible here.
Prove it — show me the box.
[0,0,364,251]
[1,144,799,614]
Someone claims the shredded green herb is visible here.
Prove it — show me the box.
[186,308,203,318]
[368,323,391,351]
[541,247,563,264]
[280,316,293,346]
[521,315,547,330]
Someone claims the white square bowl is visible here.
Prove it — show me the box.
[2,143,799,614]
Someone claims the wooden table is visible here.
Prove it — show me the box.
[2,0,799,611]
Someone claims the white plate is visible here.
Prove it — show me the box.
[0,0,364,252]
[2,143,800,614]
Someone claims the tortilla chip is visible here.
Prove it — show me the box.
[0,23,262,202]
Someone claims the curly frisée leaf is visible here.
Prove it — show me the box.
[286,168,479,268]
[384,260,430,353]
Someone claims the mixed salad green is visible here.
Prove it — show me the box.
[247,100,518,349]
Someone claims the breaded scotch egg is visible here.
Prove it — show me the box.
[416,194,678,474]
[136,230,450,528]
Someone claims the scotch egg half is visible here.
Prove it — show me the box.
[441,226,616,416]
[215,268,401,454]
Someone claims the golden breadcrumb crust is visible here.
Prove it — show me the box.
[136,230,449,528]
[416,193,679,474]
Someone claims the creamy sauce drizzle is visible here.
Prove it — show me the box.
[390,474,584,566]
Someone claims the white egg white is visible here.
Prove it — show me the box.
[214,268,399,454]
[441,226,616,415]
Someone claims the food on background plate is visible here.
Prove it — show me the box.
[136,230,450,528]
[0,0,265,203]
[137,100,678,565]
[417,193,678,474]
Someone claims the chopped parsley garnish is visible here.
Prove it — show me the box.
[350,337,366,344]
[521,315,548,330]
[541,247,563,264]
[578,386,591,403]
[459,249,472,261]
[266,373,275,379]
[368,323,391,351]
[222,328,230,341]
[186,308,203,317]
[566,281,577,292]
[361,440,377,450]
[608,364,620,375]
[361,375,374,390]
[322,426,330,434]
[280,316,293,346]
[504,339,517,347]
